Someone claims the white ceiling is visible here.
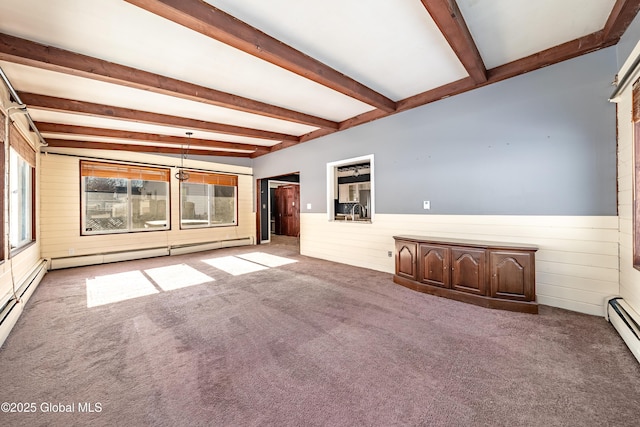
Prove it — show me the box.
[0,0,633,158]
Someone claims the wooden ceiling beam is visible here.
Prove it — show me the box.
[0,32,337,129]
[262,29,625,156]
[486,31,614,83]
[420,0,487,83]
[44,139,254,157]
[124,0,397,113]
[603,0,640,43]
[35,122,269,154]
[19,92,298,143]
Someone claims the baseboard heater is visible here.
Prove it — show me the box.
[169,237,253,256]
[49,237,253,270]
[605,297,640,363]
[0,259,48,346]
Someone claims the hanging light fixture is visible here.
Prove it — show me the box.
[175,132,192,181]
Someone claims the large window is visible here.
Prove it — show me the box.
[81,161,170,235]
[8,122,36,252]
[634,79,640,270]
[180,171,237,228]
[10,148,34,249]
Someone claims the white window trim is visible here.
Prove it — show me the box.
[326,154,375,222]
[180,183,237,229]
[81,176,170,235]
[9,147,33,249]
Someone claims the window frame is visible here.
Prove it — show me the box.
[80,161,171,236]
[0,111,4,261]
[326,154,375,223]
[633,78,640,271]
[9,147,34,251]
[179,171,238,229]
[8,123,36,254]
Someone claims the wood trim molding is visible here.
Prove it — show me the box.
[603,0,640,43]
[44,138,254,157]
[19,92,299,143]
[0,32,337,129]
[34,122,269,154]
[420,0,487,83]
[124,0,397,113]
[266,30,619,154]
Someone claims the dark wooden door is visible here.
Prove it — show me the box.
[451,247,486,295]
[274,185,300,237]
[418,244,451,288]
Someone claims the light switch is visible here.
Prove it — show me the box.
[307,203,312,210]
[423,200,430,210]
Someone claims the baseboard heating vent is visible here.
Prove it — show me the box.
[50,247,170,270]
[49,237,254,270]
[0,259,48,347]
[605,297,640,364]
[169,237,252,256]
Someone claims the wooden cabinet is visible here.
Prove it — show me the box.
[395,240,417,281]
[452,247,486,296]
[393,236,538,314]
[338,183,359,202]
[338,181,370,203]
[419,244,450,288]
[489,250,535,301]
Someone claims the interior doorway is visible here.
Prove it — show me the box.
[273,184,300,237]
[256,173,300,244]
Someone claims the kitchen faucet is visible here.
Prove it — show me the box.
[350,203,366,220]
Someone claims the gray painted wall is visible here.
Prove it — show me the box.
[252,47,618,216]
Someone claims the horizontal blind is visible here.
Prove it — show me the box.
[633,78,640,122]
[81,161,170,181]
[184,171,237,186]
[10,123,36,166]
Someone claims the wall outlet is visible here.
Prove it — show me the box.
[388,251,392,257]
[423,200,431,210]
[307,203,312,210]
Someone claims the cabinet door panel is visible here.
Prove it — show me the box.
[419,244,450,288]
[395,241,417,280]
[451,248,486,295]
[338,184,349,203]
[490,251,535,301]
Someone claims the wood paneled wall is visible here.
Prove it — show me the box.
[40,152,254,263]
[300,213,619,316]
[616,62,640,317]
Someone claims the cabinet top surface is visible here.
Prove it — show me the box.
[393,235,538,251]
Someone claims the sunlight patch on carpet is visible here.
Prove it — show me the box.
[145,264,214,291]
[86,270,158,307]
[202,256,269,276]
[236,252,297,268]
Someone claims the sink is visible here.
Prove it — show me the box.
[334,214,369,222]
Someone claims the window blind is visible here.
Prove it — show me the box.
[0,111,5,141]
[81,161,170,181]
[183,171,237,186]
[633,78,640,122]
[9,123,35,166]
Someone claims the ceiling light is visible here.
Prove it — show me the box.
[175,132,192,181]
